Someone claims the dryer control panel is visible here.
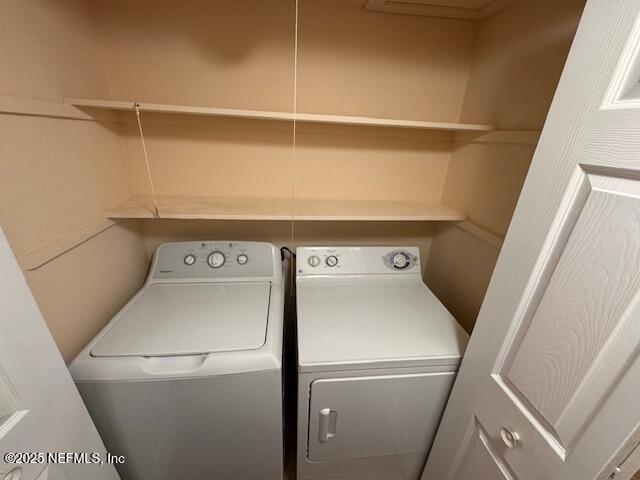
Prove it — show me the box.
[297,246,420,275]
[151,241,278,281]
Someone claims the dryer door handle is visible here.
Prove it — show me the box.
[318,408,337,442]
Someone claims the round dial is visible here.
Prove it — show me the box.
[392,252,409,269]
[237,254,248,265]
[307,255,321,267]
[207,251,226,268]
[183,253,196,266]
[325,255,339,267]
[391,252,411,270]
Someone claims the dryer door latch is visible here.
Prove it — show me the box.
[318,408,337,442]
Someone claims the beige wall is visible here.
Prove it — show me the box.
[102,0,470,286]
[295,1,475,205]
[425,225,499,333]
[0,0,109,101]
[293,126,453,203]
[118,113,296,200]
[24,224,148,363]
[442,141,535,237]
[94,0,476,120]
[93,0,298,205]
[459,0,587,130]
[427,0,586,333]
[0,116,129,256]
[119,116,456,207]
[94,0,296,112]
[93,0,477,209]
[296,0,477,121]
[0,0,149,361]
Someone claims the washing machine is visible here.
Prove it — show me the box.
[296,246,469,480]
[70,241,284,480]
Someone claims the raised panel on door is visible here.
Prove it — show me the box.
[307,372,455,462]
[483,163,640,478]
[0,367,43,479]
[451,417,518,480]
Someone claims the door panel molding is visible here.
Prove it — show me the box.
[490,164,640,459]
[449,416,517,480]
[0,366,29,441]
[603,12,640,109]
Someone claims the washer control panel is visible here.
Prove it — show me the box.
[297,246,420,275]
[152,241,277,280]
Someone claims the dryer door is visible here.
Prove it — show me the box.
[307,372,455,462]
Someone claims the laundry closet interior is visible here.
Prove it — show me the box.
[2,0,587,441]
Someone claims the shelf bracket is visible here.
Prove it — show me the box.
[134,102,160,219]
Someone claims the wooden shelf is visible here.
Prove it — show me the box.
[294,198,465,221]
[66,98,494,133]
[103,196,292,220]
[103,196,465,222]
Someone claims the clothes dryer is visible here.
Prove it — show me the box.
[296,246,468,480]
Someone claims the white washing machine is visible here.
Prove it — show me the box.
[296,246,469,480]
[70,241,284,480]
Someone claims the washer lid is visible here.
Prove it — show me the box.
[296,279,469,372]
[91,282,271,357]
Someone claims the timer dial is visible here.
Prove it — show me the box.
[383,250,415,270]
[392,252,409,269]
[325,255,339,267]
[207,251,226,268]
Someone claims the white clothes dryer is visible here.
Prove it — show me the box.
[296,246,469,480]
[70,241,284,480]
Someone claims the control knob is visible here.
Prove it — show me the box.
[325,255,339,267]
[307,255,321,267]
[392,252,409,269]
[183,254,196,266]
[237,254,248,265]
[207,251,226,268]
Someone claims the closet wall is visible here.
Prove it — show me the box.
[89,0,481,268]
[425,0,586,332]
[293,0,474,249]
[0,0,149,362]
[1,0,587,361]
[91,0,297,212]
[296,0,475,218]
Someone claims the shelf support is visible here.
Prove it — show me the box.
[134,103,160,219]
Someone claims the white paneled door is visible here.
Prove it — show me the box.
[423,1,640,479]
[0,229,119,480]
